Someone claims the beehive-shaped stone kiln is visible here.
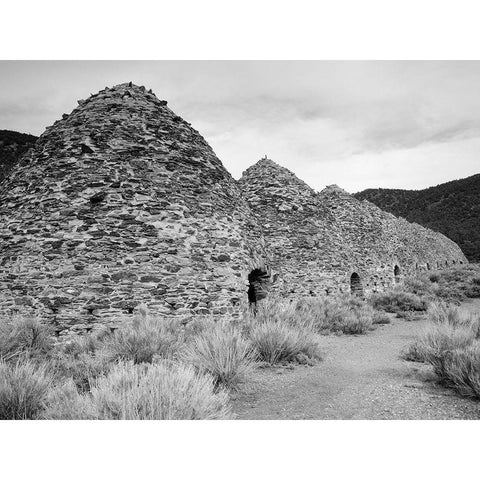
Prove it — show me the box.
[239,158,467,297]
[0,83,268,333]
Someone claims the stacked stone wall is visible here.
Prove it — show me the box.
[0,83,268,334]
[238,158,467,299]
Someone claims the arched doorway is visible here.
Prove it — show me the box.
[350,272,363,296]
[394,265,401,283]
[248,268,269,305]
[427,263,431,270]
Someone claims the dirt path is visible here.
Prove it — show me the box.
[232,299,480,419]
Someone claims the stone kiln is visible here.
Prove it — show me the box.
[0,83,268,333]
[0,83,468,333]
[239,158,467,298]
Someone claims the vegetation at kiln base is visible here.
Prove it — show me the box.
[402,303,480,400]
[354,172,480,262]
[0,130,37,183]
[370,264,480,317]
[0,291,395,419]
[2,264,479,419]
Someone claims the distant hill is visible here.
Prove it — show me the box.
[354,173,480,262]
[0,130,37,183]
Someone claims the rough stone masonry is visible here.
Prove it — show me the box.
[0,83,467,334]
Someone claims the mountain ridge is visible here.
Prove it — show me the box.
[354,173,480,262]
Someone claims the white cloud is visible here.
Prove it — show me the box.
[1,61,479,191]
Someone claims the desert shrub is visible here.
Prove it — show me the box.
[372,310,391,325]
[249,321,322,365]
[61,329,110,357]
[370,289,428,314]
[182,322,255,390]
[0,359,53,419]
[41,380,97,420]
[414,319,478,380]
[50,351,110,393]
[89,361,232,420]
[339,310,373,334]
[251,295,375,335]
[0,315,53,362]
[440,341,480,399]
[102,315,183,364]
[401,340,428,362]
[426,265,480,300]
[404,276,434,297]
[396,311,424,321]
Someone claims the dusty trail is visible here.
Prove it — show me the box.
[232,299,480,419]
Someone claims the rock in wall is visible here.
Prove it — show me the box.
[0,83,268,334]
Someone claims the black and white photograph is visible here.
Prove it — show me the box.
[1,2,479,479]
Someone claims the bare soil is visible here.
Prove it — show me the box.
[232,299,480,419]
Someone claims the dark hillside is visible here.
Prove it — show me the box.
[0,129,38,183]
[354,174,480,262]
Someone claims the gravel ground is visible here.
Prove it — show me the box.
[232,299,480,420]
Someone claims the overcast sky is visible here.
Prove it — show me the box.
[1,61,479,193]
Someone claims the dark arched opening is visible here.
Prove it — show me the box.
[248,268,269,305]
[427,263,431,270]
[350,272,363,296]
[445,260,448,266]
[394,265,401,283]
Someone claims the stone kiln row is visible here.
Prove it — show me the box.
[0,83,467,333]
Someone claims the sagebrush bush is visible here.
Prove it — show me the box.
[182,322,255,390]
[249,321,322,365]
[401,340,428,363]
[102,315,184,364]
[0,315,53,362]
[50,351,110,393]
[370,289,428,314]
[403,303,480,385]
[89,361,232,420]
[440,341,480,399]
[41,380,97,420]
[372,311,391,325]
[252,295,375,336]
[0,359,53,419]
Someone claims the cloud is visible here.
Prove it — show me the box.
[1,61,479,190]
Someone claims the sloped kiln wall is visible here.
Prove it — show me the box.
[239,158,468,299]
[0,84,267,334]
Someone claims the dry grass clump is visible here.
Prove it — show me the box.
[102,315,184,364]
[0,315,53,362]
[41,380,97,420]
[0,359,53,419]
[433,265,480,300]
[438,342,480,399]
[403,302,480,399]
[401,340,428,362]
[369,288,428,314]
[182,322,255,390]
[252,295,375,336]
[42,361,233,420]
[50,350,110,393]
[372,310,391,325]
[248,321,322,365]
[94,361,232,420]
